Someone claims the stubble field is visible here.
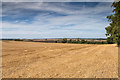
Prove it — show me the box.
[2,41,118,78]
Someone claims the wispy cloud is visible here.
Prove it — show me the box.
[2,2,112,38]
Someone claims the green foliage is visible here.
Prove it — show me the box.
[105,1,120,46]
[107,37,114,44]
[62,38,108,44]
[14,39,23,41]
[62,38,67,43]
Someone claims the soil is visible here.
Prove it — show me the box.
[2,41,118,78]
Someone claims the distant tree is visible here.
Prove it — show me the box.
[68,39,72,43]
[62,38,67,43]
[105,1,120,46]
[81,39,86,43]
[14,39,23,41]
[77,38,80,41]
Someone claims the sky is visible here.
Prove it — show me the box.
[1,2,113,39]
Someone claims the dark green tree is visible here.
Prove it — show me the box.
[107,36,114,44]
[62,38,67,43]
[105,1,120,46]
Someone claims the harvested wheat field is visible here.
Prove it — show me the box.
[2,41,118,78]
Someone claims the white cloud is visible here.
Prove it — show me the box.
[2,14,108,38]
[2,2,112,38]
[2,2,112,16]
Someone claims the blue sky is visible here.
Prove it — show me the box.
[1,2,113,39]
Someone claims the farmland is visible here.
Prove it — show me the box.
[2,41,118,78]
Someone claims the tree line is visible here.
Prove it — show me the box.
[61,38,109,44]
